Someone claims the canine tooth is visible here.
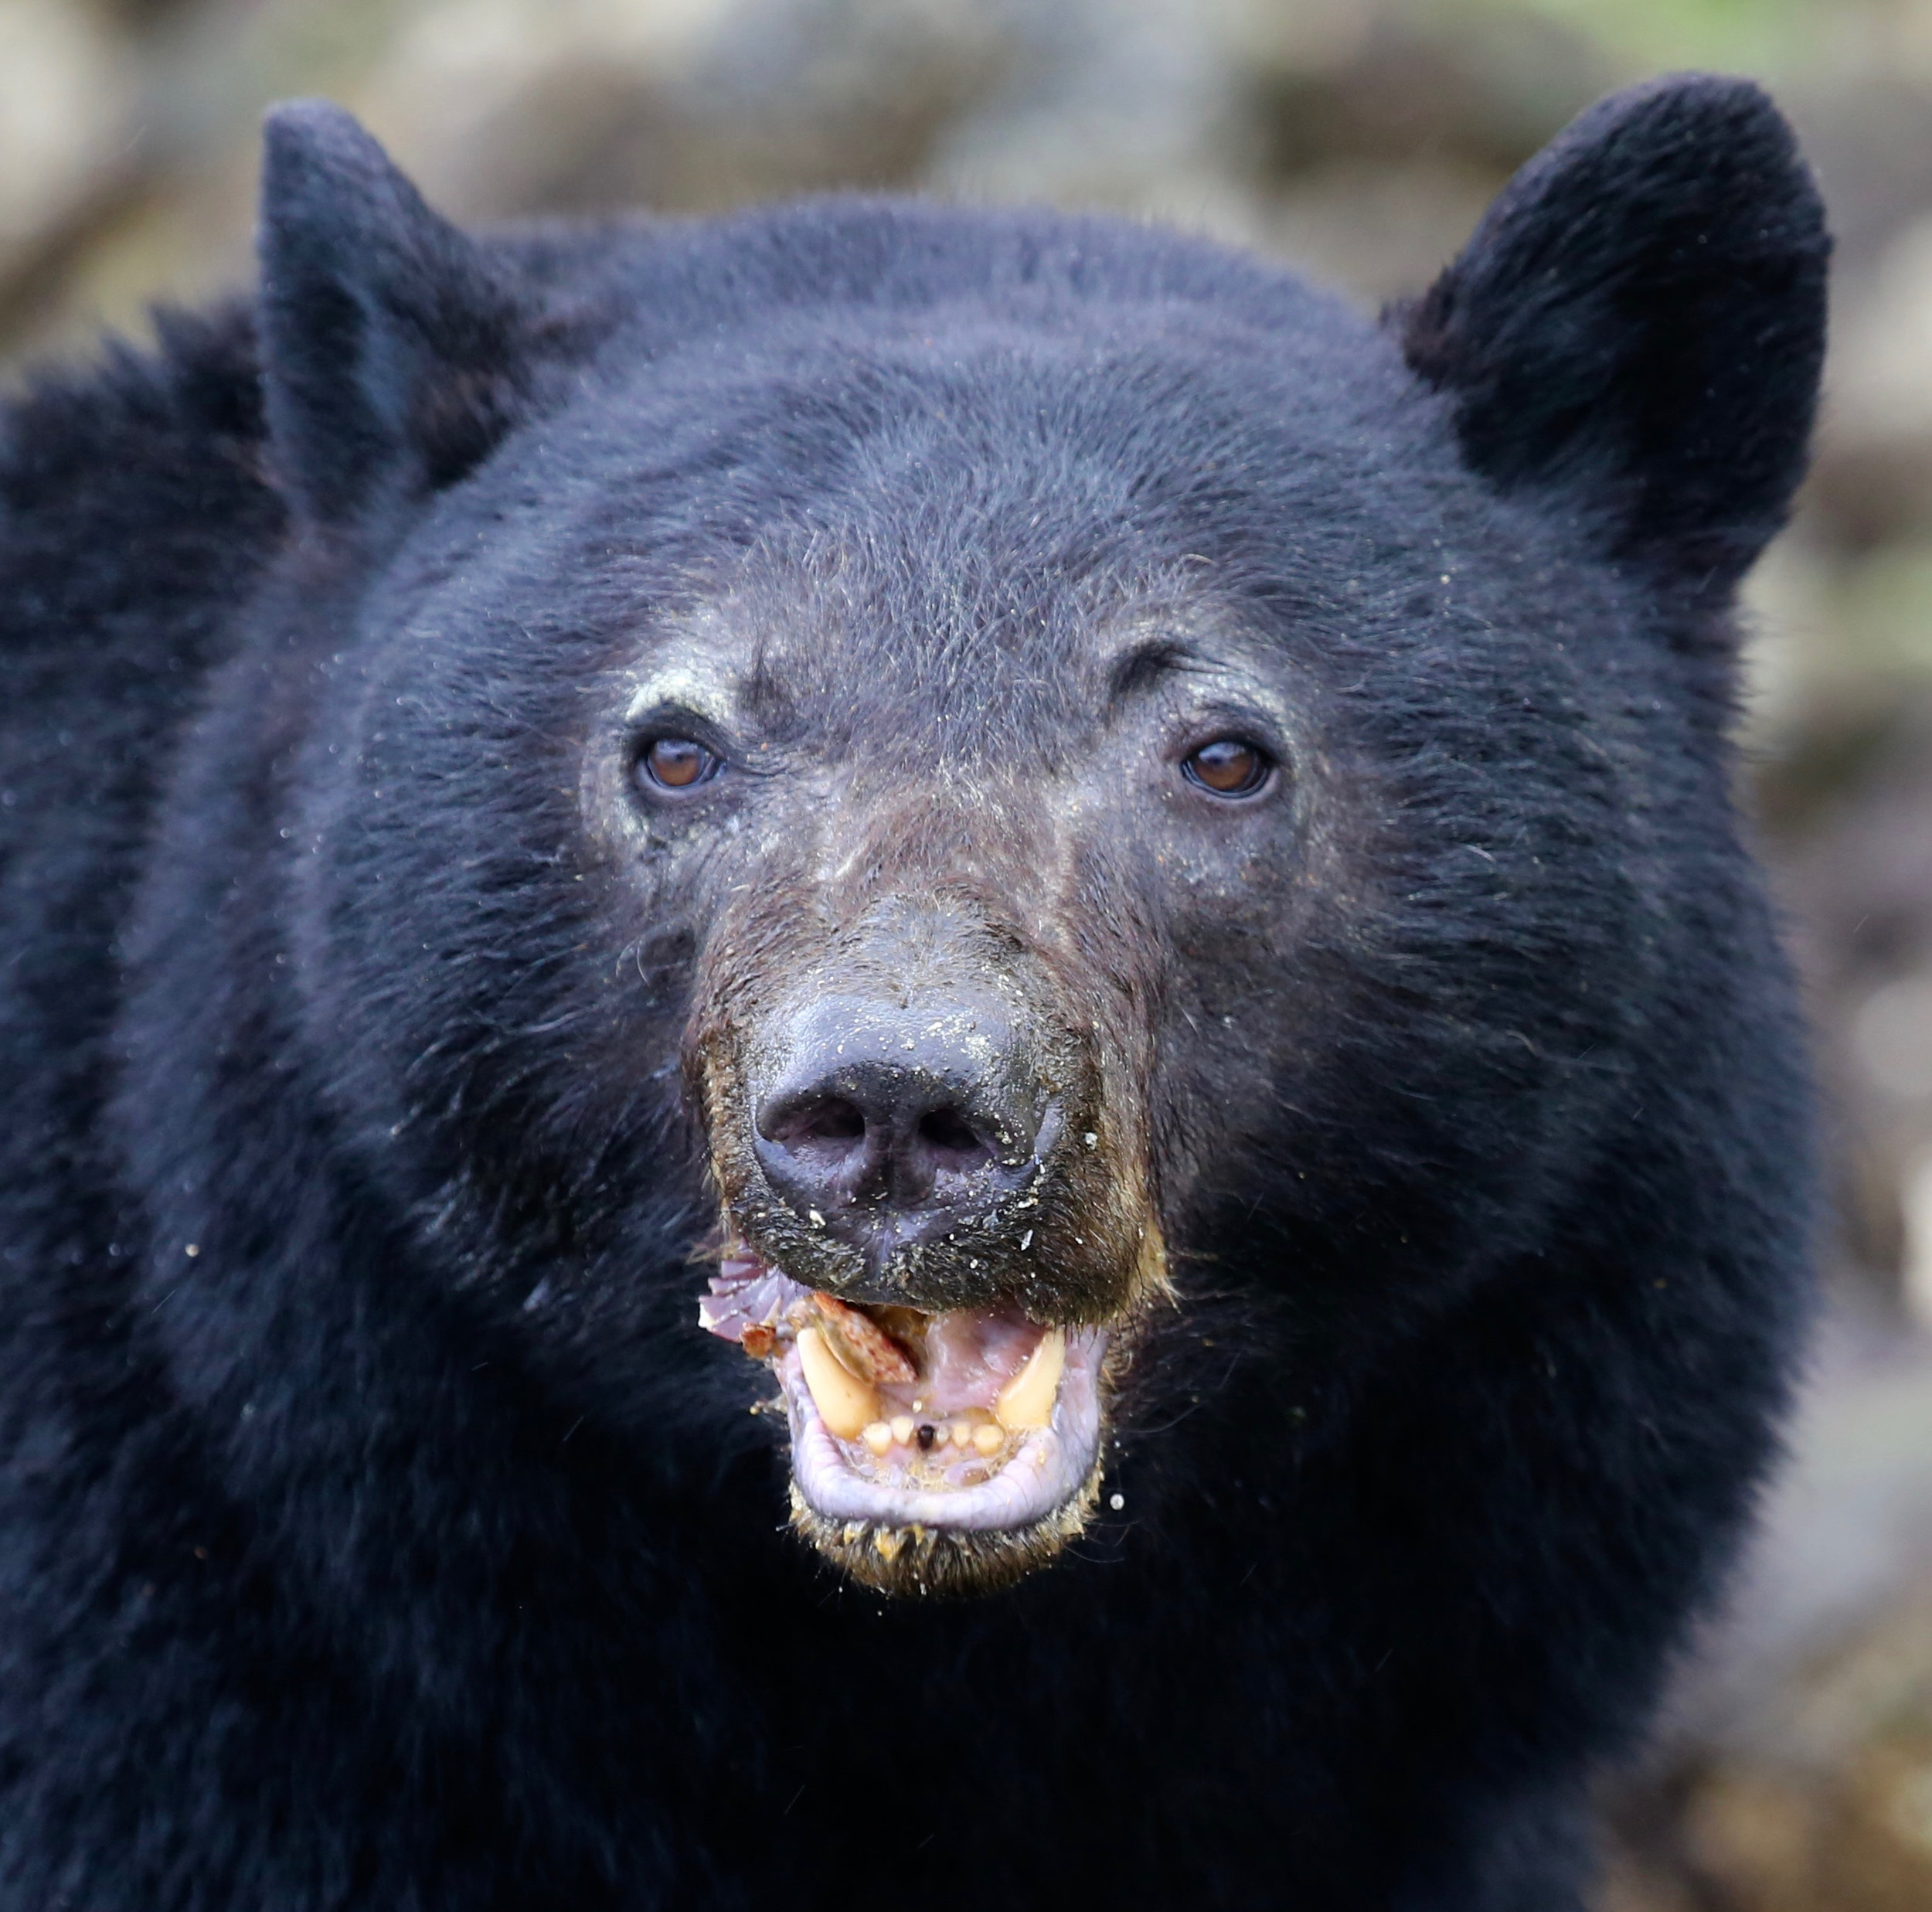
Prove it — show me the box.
[797,1327,880,1439]
[889,1414,916,1447]
[862,1421,893,1455]
[994,1328,1065,1431]
[972,1424,1005,1456]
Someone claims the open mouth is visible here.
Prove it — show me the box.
[699,1250,1109,1593]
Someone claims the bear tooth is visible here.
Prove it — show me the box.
[971,1423,1005,1456]
[796,1327,880,1440]
[862,1421,893,1455]
[993,1328,1064,1431]
[950,1420,971,1448]
[889,1414,916,1447]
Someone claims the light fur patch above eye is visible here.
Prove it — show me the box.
[623,666,733,728]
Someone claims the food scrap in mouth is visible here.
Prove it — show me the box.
[697,1248,1107,1565]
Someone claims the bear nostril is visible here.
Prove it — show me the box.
[790,1097,865,1145]
[915,1104,988,1165]
[760,1093,868,1160]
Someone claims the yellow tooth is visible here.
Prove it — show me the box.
[862,1422,893,1455]
[889,1414,916,1447]
[994,1328,1065,1431]
[972,1423,1005,1456]
[797,1327,881,1439]
[950,1420,971,1448]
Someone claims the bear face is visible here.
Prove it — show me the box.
[303,340,1623,1598]
[142,79,1824,1605]
[0,73,1832,1907]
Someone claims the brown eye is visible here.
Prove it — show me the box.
[636,737,721,792]
[1182,738,1272,798]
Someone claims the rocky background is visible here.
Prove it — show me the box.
[4,2,1932,1904]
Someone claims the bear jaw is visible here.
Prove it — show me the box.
[699,1257,1134,1595]
[779,1321,1109,1595]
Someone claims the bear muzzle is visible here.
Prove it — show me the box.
[685,890,1166,1594]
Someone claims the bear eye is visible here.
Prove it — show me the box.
[635,737,722,793]
[1181,738,1273,798]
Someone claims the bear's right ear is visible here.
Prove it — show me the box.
[258,100,537,524]
[1398,75,1828,600]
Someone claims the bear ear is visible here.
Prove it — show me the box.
[257,100,537,523]
[1397,74,1829,598]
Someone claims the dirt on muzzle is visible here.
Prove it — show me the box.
[685,881,1165,1329]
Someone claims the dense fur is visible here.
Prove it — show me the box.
[0,77,1825,1910]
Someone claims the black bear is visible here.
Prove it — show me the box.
[0,73,1826,1910]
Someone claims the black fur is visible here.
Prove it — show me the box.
[0,77,1824,1909]
[1399,74,1828,603]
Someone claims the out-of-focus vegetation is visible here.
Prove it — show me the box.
[5,2,1932,1905]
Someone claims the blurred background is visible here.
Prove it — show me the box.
[2,0,1930,1903]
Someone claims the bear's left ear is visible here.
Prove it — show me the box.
[1398,74,1828,597]
[257,100,540,524]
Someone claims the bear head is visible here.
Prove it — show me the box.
[156,78,1824,1597]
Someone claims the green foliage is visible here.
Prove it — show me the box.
[1421,0,1821,77]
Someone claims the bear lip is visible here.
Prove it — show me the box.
[698,1254,1107,1534]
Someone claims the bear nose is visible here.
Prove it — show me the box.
[751,999,1043,1259]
